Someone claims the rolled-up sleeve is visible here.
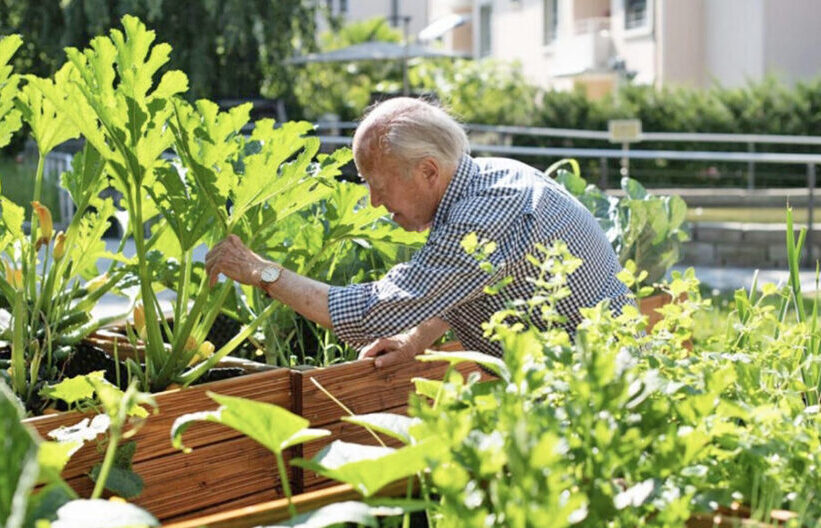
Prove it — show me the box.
[328,222,509,346]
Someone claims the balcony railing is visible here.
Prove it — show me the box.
[574,16,611,35]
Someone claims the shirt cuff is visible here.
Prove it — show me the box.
[328,283,374,345]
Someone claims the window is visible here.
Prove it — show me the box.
[625,0,648,29]
[339,0,347,14]
[479,4,493,57]
[543,0,558,45]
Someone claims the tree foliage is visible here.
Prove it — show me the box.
[0,0,321,101]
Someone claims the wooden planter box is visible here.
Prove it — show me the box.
[25,368,293,522]
[24,354,488,524]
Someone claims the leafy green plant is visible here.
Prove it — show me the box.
[0,35,131,413]
[551,159,688,286]
[0,376,158,528]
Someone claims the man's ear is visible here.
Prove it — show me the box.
[419,157,440,183]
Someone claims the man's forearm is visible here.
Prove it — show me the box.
[259,268,332,329]
[409,317,451,349]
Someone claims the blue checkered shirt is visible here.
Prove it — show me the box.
[328,155,633,357]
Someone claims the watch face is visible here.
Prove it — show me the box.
[261,266,280,283]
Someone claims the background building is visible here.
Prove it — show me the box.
[428,0,821,98]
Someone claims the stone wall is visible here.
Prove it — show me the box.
[681,222,821,268]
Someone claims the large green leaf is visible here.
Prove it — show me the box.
[0,34,23,149]
[49,499,158,528]
[17,67,80,156]
[232,120,318,223]
[0,382,40,528]
[39,371,106,406]
[171,392,330,455]
[341,413,419,444]
[293,439,443,497]
[37,441,82,485]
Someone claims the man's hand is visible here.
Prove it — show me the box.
[359,331,424,369]
[205,234,271,288]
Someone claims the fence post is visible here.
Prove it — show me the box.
[747,142,756,190]
[621,142,629,178]
[806,163,816,267]
[599,157,608,189]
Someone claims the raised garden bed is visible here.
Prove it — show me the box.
[24,355,487,524]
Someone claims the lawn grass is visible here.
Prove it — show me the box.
[0,154,63,223]
[687,206,811,224]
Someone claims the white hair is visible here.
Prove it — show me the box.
[353,98,470,175]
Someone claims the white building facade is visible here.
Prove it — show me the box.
[428,0,821,97]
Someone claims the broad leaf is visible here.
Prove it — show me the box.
[294,439,443,497]
[88,466,144,499]
[417,350,508,380]
[39,371,106,406]
[171,392,330,455]
[0,34,23,149]
[50,499,158,528]
[37,441,82,485]
[17,67,81,156]
[341,413,419,444]
[0,382,40,528]
[47,415,112,444]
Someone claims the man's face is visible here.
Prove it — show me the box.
[358,155,440,232]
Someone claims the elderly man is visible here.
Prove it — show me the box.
[205,98,631,367]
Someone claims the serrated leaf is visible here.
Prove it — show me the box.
[39,371,106,406]
[171,392,330,455]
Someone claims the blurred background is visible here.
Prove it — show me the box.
[2,0,821,272]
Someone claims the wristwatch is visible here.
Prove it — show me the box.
[259,263,282,285]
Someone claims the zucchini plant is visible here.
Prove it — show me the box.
[0,35,130,413]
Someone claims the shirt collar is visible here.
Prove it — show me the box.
[432,155,478,231]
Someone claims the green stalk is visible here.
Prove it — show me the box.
[177,299,279,385]
[11,293,27,397]
[91,425,122,499]
[174,250,193,329]
[26,154,46,300]
[132,189,166,384]
[274,451,297,518]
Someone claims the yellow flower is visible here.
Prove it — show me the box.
[133,303,146,335]
[85,273,109,293]
[188,340,215,366]
[53,231,67,260]
[4,263,22,289]
[184,336,198,351]
[31,201,53,244]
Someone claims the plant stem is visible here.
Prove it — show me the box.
[274,451,297,518]
[91,427,121,499]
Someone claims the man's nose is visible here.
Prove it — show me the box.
[369,188,382,208]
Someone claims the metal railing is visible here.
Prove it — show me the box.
[314,121,821,190]
[45,123,821,262]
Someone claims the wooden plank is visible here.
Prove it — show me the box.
[163,480,410,528]
[23,368,291,480]
[61,436,288,522]
[297,359,486,427]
